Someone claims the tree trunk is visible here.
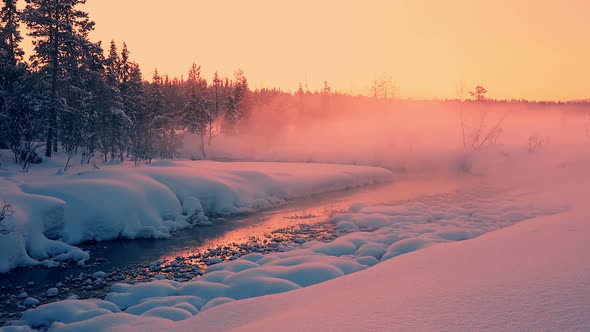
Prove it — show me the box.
[200,132,206,159]
[46,19,60,158]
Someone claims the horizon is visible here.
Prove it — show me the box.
[14,0,590,102]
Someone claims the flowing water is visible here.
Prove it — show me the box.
[0,172,473,322]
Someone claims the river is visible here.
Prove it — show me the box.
[0,171,472,322]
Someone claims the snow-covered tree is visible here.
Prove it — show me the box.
[184,63,210,158]
[223,69,248,134]
[208,71,222,146]
[124,64,148,165]
[160,75,184,159]
[113,42,151,165]
[145,69,166,162]
[0,0,43,171]
[23,0,97,158]
[96,40,128,162]
[0,0,22,150]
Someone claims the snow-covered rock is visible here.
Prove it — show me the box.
[45,288,58,297]
[23,297,40,308]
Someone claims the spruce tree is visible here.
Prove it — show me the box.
[123,62,148,165]
[223,69,248,134]
[0,0,25,149]
[23,0,96,157]
[97,40,128,162]
[209,71,222,146]
[184,63,210,158]
[145,69,165,162]
[0,0,42,170]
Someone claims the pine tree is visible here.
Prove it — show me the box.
[209,71,222,146]
[0,0,23,73]
[183,63,210,158]
[23,0,97,158]
[223,69,248,134]
[97,40,128,162]
[0,0,43,170]
[145,69,166,162]
[115,43,149,165]
[0,0,25,148]
[125,64,148,165]
[75,40,120,166]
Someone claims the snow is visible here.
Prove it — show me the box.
[8,163,581,331]
[176,206,590,332]
[0,160,392,273]
[17,300,120,330]
[22,298,39,308]
[45,288,59,297]
[2,105,589,330]
[14,177,588,332]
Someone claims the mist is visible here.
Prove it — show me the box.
[181,95,590,177]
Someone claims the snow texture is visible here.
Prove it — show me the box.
[0,160,392,273]
[7,178,575,331]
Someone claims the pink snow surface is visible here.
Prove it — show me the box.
[169,209,590,331]
[0,161,392,273]
[39,200,590,331]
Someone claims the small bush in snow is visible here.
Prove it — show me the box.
[0,200,15,235]
[528,135,545,153]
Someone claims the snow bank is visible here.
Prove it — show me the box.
[180,209,590,331]
[15,186,588,331]
[7,181,567,330]
[0,160,392,273]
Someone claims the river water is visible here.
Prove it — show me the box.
[0,172,472,321]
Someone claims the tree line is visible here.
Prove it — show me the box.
[0,0,249,171]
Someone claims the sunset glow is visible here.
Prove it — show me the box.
[3,0,590,329]
[62,0,589,100]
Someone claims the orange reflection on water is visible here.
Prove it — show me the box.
[158,173,472,266]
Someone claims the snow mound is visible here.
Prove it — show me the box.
[17,300,120,330]
[10,184,565,331]
[0,161,392,273]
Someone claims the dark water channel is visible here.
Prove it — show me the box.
[0,173,469,322]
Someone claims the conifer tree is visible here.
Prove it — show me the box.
[97,40,128,162]
[125,64,147,165]
[145,69,166,162]
[223,69,248,134]
[1,0,42,170]
[184,63,210,158]
[0,0,24,149]
[23,0,97,158]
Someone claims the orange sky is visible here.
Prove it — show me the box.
[21,0,590,100]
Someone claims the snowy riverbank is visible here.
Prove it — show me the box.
[4,150,589,331]
[5,166,583,331]
[0,160,393,273]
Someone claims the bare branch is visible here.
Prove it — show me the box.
[0,201,16,235]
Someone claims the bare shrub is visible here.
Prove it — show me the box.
[528,135,545,153]
[457,87,509,172]
[460,106,507,151]
[0,201,15,235]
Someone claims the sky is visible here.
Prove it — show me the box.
[20,0,590,100]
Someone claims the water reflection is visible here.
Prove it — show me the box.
[157,172,470,264]
[0,171,471,316]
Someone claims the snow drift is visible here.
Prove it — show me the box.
[6,169,573,331]
[0,161,392,273]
